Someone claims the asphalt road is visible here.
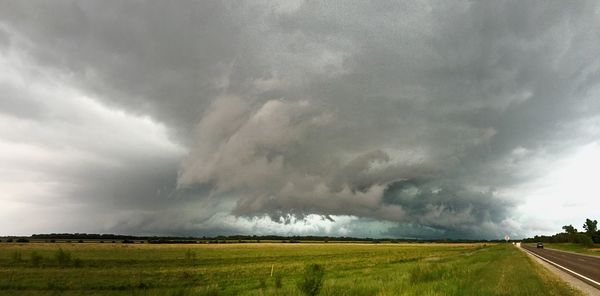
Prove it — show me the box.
[522,245,600,290]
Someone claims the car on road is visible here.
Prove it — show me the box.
[536,242,544,249]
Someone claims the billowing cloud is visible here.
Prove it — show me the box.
[1,1,600,239]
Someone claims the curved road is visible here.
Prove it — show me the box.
[522,245,600,290]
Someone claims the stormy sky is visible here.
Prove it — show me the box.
[1,1,600,239]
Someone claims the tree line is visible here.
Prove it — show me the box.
[523,218,599,247]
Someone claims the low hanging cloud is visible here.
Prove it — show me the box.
[177,95,508,238]
[1,1,600,238]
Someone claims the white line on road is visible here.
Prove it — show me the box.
[524,248,600,287]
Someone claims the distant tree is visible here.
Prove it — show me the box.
[562,225,577,234]
[583,219,598,236]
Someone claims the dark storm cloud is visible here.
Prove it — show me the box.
[1,1,600,238]
[0,1,260,139]
[382,180,514,239]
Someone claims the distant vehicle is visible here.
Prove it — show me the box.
[536,242,544,249]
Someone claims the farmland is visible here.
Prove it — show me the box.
[0,242,582,295]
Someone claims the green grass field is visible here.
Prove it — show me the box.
[0,242,582,296]
[538,243,600,257]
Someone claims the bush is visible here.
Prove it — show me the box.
[31,251,43,267]
[46,278,67,291]
[203,284,220,296]
[185,249,196,261]
[16,238,29,243]
[55,248,72,266]
[258,278,267,290]
[298,264,325,296]
[11,251,22,263]
[574,233,594,247]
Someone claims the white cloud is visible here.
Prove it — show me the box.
[508,142,600,235]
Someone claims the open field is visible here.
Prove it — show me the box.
[536,243,600,257]
[0,242,583,296]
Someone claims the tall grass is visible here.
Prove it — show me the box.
[10,251,22,264]
[0,243,583,295]
[298,264,325,296]
[274,273,283,288]
[55,248,71,266]
[30,251,43,267]
[185,249,196,261]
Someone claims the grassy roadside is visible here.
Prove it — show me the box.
[535,243,600,257]
[0,243,583,295]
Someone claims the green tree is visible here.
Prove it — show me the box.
[583,219,598,235]
[562,225,577,234]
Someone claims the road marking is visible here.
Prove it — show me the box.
[524,248,600,287]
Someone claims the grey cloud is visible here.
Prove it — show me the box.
[382,180,514,239]
[0,82,45,119]
[1,1,600,238]
[0,1,260,139]
[176,1,600,238]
